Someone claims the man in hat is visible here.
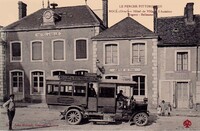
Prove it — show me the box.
[3,94,16,130]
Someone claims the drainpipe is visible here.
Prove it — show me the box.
[197,42,199,81]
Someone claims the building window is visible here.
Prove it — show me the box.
[31,71,44,94]
[10,71,23,93]
[105,44,118,64]
[52,71,66,76]
[75,39,87,60]
[177,52,188,71]
[11,42,21,62]
[132,75,145,96]
[52,40,65,61]
[105,75,118,79]
[132,43,145,64]
[31,41,43,61]
[75,70,88,76]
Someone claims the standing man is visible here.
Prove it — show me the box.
[3,94,16,130]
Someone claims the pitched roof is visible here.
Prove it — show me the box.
[157,15,200,46]
[3,5,104,31]
[92,17,157,40]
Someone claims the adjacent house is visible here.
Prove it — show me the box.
[155,3,200,109]
[0,26,6,102]
[92,17,158,107]
[2,1,107,102]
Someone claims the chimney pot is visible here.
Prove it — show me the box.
[18,1,27,19]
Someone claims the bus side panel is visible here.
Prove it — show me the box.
[98,98,116,113]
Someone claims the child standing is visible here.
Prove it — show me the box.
[167,103,172,116]
[160,100,166,116]
[157,105,162,116]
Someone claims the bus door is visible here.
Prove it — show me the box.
[97,83,116,113]
[87,83,98,111]
[72,82,87,107]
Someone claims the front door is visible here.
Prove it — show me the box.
[176,82,189,108]
[10,71,24,101]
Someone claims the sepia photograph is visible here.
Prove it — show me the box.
[0,0,200,130]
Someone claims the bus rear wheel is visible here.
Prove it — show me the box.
[66,109,82,125]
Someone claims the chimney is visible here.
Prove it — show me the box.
[184,3,194,24]
[18,1,27,19]
[50,3,58,9]
[102,0,108,28]
[153,6,158,33]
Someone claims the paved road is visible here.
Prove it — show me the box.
[1,107,200,130]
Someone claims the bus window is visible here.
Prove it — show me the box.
[60,85,72,96]
[47,85,59,95]
[99,87,115,98]
[74,86,86,96]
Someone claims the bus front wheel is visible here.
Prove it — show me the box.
[65,109,82,125]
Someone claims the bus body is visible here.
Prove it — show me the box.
[45,73,149,126]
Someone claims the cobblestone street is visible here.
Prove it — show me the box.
[1,107,200,130]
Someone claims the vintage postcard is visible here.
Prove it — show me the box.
[0,0,200,130]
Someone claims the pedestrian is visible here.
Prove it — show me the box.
[3,94,16,130]
[157,105,162,116]
[167,103,172,116]
[160,100,166,116]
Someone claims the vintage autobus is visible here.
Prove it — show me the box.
[45,73,149,126]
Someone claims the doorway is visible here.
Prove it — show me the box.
[176,82,189,108]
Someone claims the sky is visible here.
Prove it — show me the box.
[0,0,200,31]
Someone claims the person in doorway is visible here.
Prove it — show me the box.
[88,83,96,97]
[3,94,16,130]
[117,90,128,109]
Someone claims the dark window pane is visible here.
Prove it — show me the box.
[74,86,86,96]
[12,42,21,60]
[99,87,115,98]
[140,90,145,95]
[75,71,88,76]
[105,76,118,79]
[76,40,87,59]
[53,71,65,76]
